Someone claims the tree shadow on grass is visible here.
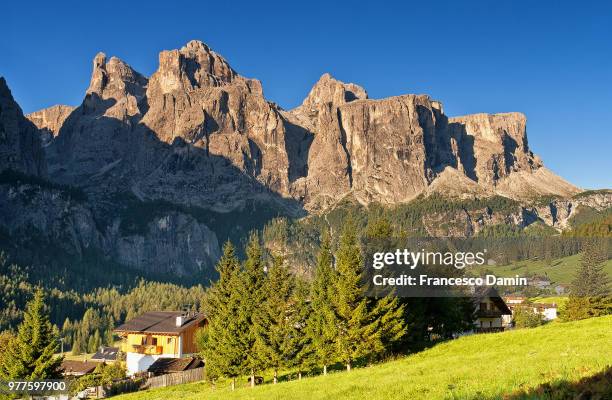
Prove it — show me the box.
[478,366,612,400]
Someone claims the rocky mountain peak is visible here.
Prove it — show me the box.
[299,73,368,110]
[87,52,147,97]
[149,40,246,95]
[26,104,75,146]
[0,77,46,176]
[84,52,147,117]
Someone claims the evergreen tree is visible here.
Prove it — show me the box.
[369,294,406,358]
[363,217,407,355]
[365,217,393,239]
[88,330,101,353]
[333,221,380,371]
[199,241,245,390]
[253,255,300,383]
[238,233,267,386]
[72,332,83,356]
[306,230,339,375]
[104,315,115,346]
[292,278,315,379]
[564,240,611,321]
[0,288,63,379]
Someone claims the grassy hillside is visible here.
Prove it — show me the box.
[476,253,612,286]
[117,316,612,400]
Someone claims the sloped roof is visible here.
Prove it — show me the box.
[473,287,512,314]
[114,311,206,335]
[91,346,119,361]
[61,360,100,375]
[147,357,204,375]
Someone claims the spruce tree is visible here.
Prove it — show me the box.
[363,216,407,354]
[564,240,611,321]
[0,288,63,379]
[292,278,315,379]
[369,294,406,358]
[333,221,380,371]
[253,255,300,383]
[200,241,245,390]
[306,230,338,375]
[238,233,267,386]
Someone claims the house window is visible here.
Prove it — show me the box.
[151,337,158,346]
[167,337,172,344]
[480,302,488,311]
[141,337,146,345]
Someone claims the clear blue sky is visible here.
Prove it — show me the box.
[2,1,610,189]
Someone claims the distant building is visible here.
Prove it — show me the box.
[91,346,119,362]
[473,288,512,333]
[530,303,558,321]
[504,297,559,324]
[555,284,570,295]
[530,277,551,289]
[504,296,527,305]
[114,311,206,376]
[61,360,101,376]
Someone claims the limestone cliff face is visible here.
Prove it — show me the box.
[31,41,581,214]
[26,104,74,146]
[0,72,221,277]
[44,41,293,212]
[0,181,220,276]
[288,73,580,210]
[0,77,46,176]
[420,191,612,237]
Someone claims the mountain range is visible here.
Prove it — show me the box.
[0,40,609,279]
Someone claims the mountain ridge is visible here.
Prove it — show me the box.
[23,39,581,211]
[1,39,607,278]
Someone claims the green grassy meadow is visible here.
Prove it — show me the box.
[116,316,612,400]
[477,254,612,286]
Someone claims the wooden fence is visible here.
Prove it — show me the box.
[96,368,206,397]
[142,367,206,390]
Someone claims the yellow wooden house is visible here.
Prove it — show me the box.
[114,311,206,375]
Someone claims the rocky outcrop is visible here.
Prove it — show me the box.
[0,181,220,277]
[531,190,612,229]
[26,104,74,146]
[289,75,580,209]
[0,77,46,176]
[0,74,221,277]
[41,41,296,214]
[420,190,612,237]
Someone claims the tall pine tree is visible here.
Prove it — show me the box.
[253,255,302,383]
[564,239,611,321]
[0,288,63,379]
[200,241,246,390]
[306,230,339,375]
[238,233,267,387]
[333,221,380,371]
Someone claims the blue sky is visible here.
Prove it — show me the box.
[2,1,610,189]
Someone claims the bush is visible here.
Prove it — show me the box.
[513,305,545,328]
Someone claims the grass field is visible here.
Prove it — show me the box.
[477,254,612,286]
[530,296,569,306]
[116,316,612,400]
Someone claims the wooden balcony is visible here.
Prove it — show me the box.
[477,310,503,318]
[130,344,164,355]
